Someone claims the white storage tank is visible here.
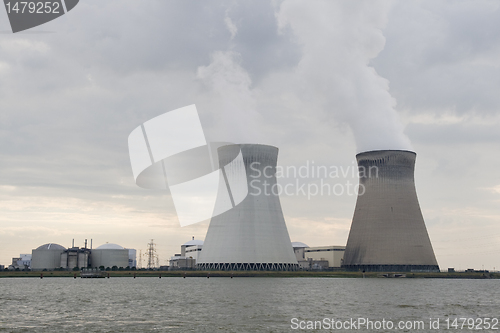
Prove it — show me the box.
[91,243,129,269]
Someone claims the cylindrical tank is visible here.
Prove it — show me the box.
[31,243,66,271]
[91,244,129,269]
[342,150,439,272]
[197,144,298,271]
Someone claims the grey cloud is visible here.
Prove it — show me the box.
[407,121,500,145]
[226,1,301,83]
[373,0,500,115]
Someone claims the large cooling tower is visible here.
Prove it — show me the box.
[342,150,439,272]
[197,144,298,271]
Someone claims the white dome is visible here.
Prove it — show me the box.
[291,242,309,248]
[36,243,66,250]
[182,239,204,246]
[95,243,124,250]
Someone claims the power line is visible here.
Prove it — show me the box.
[146,239,158,270]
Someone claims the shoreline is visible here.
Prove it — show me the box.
[1,271,498,279]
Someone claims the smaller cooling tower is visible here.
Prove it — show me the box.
[342,150,439,272]
[197,144,298,271]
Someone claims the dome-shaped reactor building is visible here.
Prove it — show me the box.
[31,243,66,271]
[91,243,130,269]
[197,144,298,271]
[342,150,439,272]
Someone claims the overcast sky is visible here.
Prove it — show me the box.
[1,0,499,270]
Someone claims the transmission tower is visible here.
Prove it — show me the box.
[146,239,158,270]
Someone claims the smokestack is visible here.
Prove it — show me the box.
[91,239,92,249]
[72,239,74,248]
[342,150,439,272]
[198,144,298,271]
[85,239,87,249]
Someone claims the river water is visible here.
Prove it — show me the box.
[1,277,499,332]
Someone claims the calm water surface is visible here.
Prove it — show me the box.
[1,277,499,332]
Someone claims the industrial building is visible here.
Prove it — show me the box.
[342,150,440,272]
[197,144,298,271]
[60,247,90,270]
[59,240,91,270]
[169,238,203,270]
[169,255,196,270]
[292,242,309,262]
[8,254,32,270]
[30,241,136,271]
[128,249,137,268]
[182,238,203,261]
[304,246,345,268]
[292,242,345,270]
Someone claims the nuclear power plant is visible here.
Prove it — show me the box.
[10,149,441,273]
[197,144,299,270]
[29,241,136,271]
[342,150,440,272]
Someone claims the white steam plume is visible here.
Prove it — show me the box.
[197,53,260,144]
[224,9,238,40]
[276,0,412,152]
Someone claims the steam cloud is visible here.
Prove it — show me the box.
[197,51,261,144]
[277,0,412,152]
[198,1,411,152]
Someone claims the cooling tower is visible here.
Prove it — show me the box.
[197,144,298,271]
[342,150,439,272]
